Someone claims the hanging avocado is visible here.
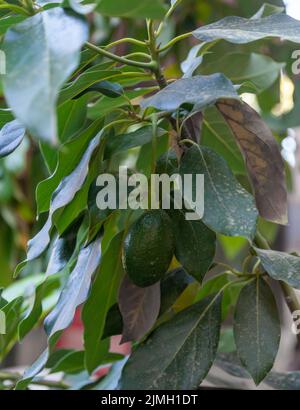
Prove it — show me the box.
[123,210,175,287]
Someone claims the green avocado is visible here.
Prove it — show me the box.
[123,210,175,287]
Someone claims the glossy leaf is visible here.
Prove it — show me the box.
[179,145,258,239]
[193,13,300,45]
[217,99,287,224]
[255,248,300,289]
[141,74,239,112]
[168,208,216,282]
[3,8,88,142]
[119,294,222,390]
[119,275,161,343]
[0,120,26,158]
[234,277,281,385]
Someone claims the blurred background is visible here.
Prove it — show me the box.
[1,0,300,389]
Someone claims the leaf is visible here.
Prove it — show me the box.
[58,64,119,104]
[0,15,25,35]
[168,208,216,282]
[217,99,287,224]
[255,248,300,289]
[0,297,23,361]
[193,13,300,45]
[179,145,258,239]
[49,350,85,374]
[160,268,193,315]
[202,107,245,174]
[44,237,101,337]
[183,111,203,144]
[102,304,123,339]
[200,53,284,94]
[96,0,167,19]
[234,277,281,385]
[104,126,166,159]
[118,275,161,343]
[118,293,222,390]
[3,8,88,143]
[251,3,285,19]
[141,74,239,112]
[16,131,103,274]
[36,119,102,214]
[83,231,125,373]
[0,120,26,158]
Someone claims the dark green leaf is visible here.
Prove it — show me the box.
[168,208,216,282]
[0,120,26,158]
[83,231,125,373]
[119,293,222,390]
[160,268,193,315]
[255,247,300,289]
[118,275,161,343]
[179,145,258,239]
[193,13,300,45]
[234,277,281,385]
[217,99,287,224]
[3,9,88,142]
[141,74,239,112]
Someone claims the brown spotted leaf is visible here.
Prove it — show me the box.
[118,275,161,343]
[217,99,287,224]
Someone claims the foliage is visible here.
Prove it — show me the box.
[0,0,300,390]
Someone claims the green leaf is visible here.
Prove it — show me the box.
[3,9,88,143]
[141,74,239,112]
[234,277,281,385]
[16,131,103,274]
[255,248,300,289]
[0,297,23,362]
[96,0,167,19]
[118,293,222,390]
[200,53,284,94]
[0,120,25,158]
[58,64,119,104]
[83,231,125,373]
[160,268,193,315]
[217,100,287,224]
[0,15,25,35]
[104,126,166,159]
[193,13,300,45]
[179,145,258,239]
[251,3,286,19]
[44,237,101,337]
[57,97,88,143]
[168,208,216,282]
[36,119,102,214]
[118,275,161,343]
[49,350,85,374]
[102,304,123,339]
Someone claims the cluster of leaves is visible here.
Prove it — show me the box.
[1,0,300,391]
